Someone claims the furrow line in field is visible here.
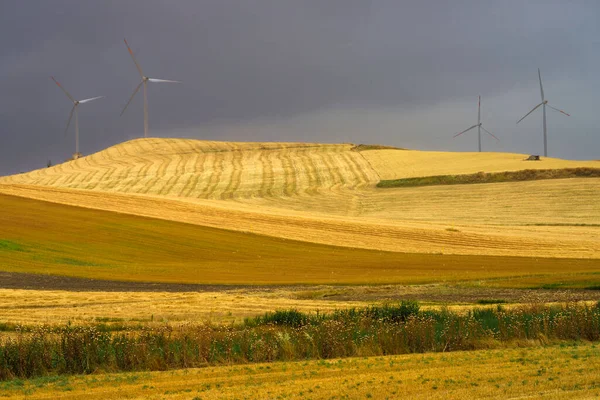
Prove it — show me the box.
[280,150,298,197]
[78,157,103,189]
[324,150,347,190]
[77,155,101,190]
[128,138,156,187]
[259,150,275,198]
[140,153,171,195]
[202,152,225,199]
[93,147,121,188]
[61,167,85,187]
[221,148,243,200]
[159,154,184,196]
[296,150,320,196]
[99,144,134,192]
[196,153,215,198]
[179,153,204,197]
[343,152,374,186]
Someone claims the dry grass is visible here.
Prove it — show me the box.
[1,193,598,286]
[2,286,599,328]
[0,289,369,326]
[0,138,598,260]
[0,139,380,199]
[362,149,600,180]
[1,179,598,259]
[2,343,599,399]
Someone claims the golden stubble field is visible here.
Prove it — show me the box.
[1,193,598,286]
[0,138,598,260]
[3,343,599,399]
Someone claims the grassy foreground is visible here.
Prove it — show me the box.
[1,193,599,286]
[377,167,600,188]
[1,342,599,399]
[2,301,599,380]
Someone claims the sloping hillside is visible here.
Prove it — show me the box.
[0,139,380,199]
[4,193,596,285]
[3,138,597,199]
[1,138,598,259]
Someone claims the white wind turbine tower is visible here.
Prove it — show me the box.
[51,77,103,159]
[452,96,499,152]
[120,39,180,138]
[516,69,570,157]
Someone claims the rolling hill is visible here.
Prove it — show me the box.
[0,138,598,261]
[3,193,597,285]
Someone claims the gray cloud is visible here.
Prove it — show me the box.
[1,0,599,176]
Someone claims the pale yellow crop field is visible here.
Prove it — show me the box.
[362,148,600,180]
[4,343,599,399]
[1,181,598,259]
[0,289,368,326]
[2,288,595,327]
[0,138,598,259]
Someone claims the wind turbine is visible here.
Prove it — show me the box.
[51,76,103,158]
[120,39,180,138]
[516,69,570,157]
[453,96,499,152]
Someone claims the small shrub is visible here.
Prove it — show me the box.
[477,299,507,305]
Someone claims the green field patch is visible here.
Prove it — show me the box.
[0,239,26,252]
[377,167,600,188]
[53,257,101,267]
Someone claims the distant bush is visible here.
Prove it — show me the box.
[252,309,311,328]
[377,168,600,188]
[351,144,405,151]
[477,299,508,305]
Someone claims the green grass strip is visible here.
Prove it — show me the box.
[377,167,600,188]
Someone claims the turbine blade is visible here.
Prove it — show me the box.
[147,78,181,83]
[538,68,545,101]
[120,82,143,116]
[124,39,144,77]
[65,105,75,136]
[51,76,75,103]
[481,126,500,141]
[78,96,104,104]
[453,125,478,138]
[516,102,543,124]
[546,104,571,117]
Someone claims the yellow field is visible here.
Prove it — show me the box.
[1,193,598,286]
[3,343,599,399]
[362,149,599,179]
[0,289,369,326]
[2,139,596,197]
[0,138,598,260]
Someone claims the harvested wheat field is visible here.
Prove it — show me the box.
[2,193,598,286]
[3,343,599,399]
[0,138,599,260]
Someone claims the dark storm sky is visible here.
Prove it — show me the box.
[1,1,599,176]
